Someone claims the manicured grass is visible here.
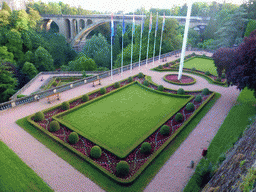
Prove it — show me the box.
[58,83,189,158]
[16,92,220,192]
[0,141,53,192]
[183,58,218,76]
[184,88,256,191]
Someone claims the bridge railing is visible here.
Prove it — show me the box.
[0,48,214,112]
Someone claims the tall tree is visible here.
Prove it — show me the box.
[34,46,54,71]
[2,2,12,13]
[21,61,38,79]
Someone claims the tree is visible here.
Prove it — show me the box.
[0,10,10,27]
[24,51,34,63]
[0,46,14,62]
[21,61,38,79]
[34,46,54,71]
[68,55,97,71]
[244,19,256,37]
[2,2,12,13]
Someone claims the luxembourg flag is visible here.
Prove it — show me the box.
[149,12,152,33]
[111,13,114,37]
[162,13,165,32]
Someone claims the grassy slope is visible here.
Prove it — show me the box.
[184,58,218,76]
[0,141,53,192]
[61,84,188,157]
[16,93,220,192]
[184,88,256,191]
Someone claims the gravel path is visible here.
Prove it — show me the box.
[0,51,240,192]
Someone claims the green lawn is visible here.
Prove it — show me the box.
[183,58,218,76]
[0,141,53,192]
[58,83,189,158]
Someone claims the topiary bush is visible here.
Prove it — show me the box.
[221,73,226,79]
[202,88,210,95]
[114,82,120,88]
[100,87,106,94]
[49,120,60,132]
[82,94,89,102]
[158,85,164,91]
[128,76,133,83]
[186,102,195,112]
[191,67,196,72]
[164,63,169,67]
[143,80,150,86]
[160,125,170,136]
[116,161,130,177]
[90,146,102,159]
[175,113,183,122]
[195,95,202,102]
[68,132,79,144]
[61,101,70,110]
[34,111,45,122]
[52,81,58,86]
[177,88,185,95]
[138,72,144,78]
[158,65,163,69]
[205,71,210,76]
[140,142,152,154]
[216,77,221,82]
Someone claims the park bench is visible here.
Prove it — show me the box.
[47,93,60,103]
[92,78,101,87]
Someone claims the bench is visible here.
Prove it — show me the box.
[92,78,101,87]
[47,93,60,103]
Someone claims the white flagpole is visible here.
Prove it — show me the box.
[178,1,192,80]
[130,13,135,73]
[121,14,124,77]
[153,12,158,65]
[159,13,165,61]
[146,12,152,66]
[138,14,144,69]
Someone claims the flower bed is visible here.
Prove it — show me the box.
[27,74,214,184]
[164,74,196,85]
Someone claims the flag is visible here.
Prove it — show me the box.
[149,12,152,33]
[141,14,144,32]
[111,13,114,37]
[155,12,158,33]
[132,13,135,35]
[162,13,165,31]
[122,14,125,35]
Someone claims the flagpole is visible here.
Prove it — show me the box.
[146,12,152,66]
[130,13,135,73]
[159,13,165,61]
[138,14,144,69]
[153,12,158,65]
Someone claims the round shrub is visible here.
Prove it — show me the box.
[52,81,57,86]
[138,72,144,78]
[61,101,70,110]
[191,67,196,72]
[68,132,79,144]
[140,142,152,154]
[177,88,185,95]
[160,125,170,136]
[90,146,102,159]
[116,161,130,177]
[82,94,89,102]
[158,65,163,69]
[202,88,210,95]
[100,87,106,95]
[195,95,202,102]
[205,71,210,76]
[114,82,120,88]
[49,120,60,132]
[158,85,164,91]
[128,76,133,83]
[143,80,150,86]
[175,113,183,122]
[216,77,221,82]
[221,73,226,79]
[164,63,169,67]
[34,111,44,122]
[186,102,195,112]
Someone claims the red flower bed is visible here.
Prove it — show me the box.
[165,74,195,84]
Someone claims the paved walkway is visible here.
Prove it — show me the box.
[0,51,240,192]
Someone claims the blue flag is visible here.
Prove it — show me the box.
[141,15,144,32]
[122,14,125,35]
[111,13,114,37]
[155,13,158,33]
[132,14,135,35]
[149,12,152,33]
[162,13,165,32]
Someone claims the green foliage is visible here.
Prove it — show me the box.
[67,55,97,71]
[244,19,256,37]
[100,87,106,95]
[191,67,196,72]
[138,72,144,78]
[17,94,26,98]
[90,146,102,159]
[34,111,44,122]
[143,80,150,86]
[34,46,54,71]
[61,101,70,110]
[116,161,130,177]
[0,9,11,27]
[114,82,120,88]
[49,120,60,132]
[2,2,11,13]
[186,103,195,112]
[140,142,152,154]
[221,73,226,79]
[82,94,89,102]
[0,46,14,62]
[158,65,163,69]
[68,132,79,144]
[52,81,57,87]
[240,168,256,192]
[205,71,210,76]
[127,76,133,83]
[22,62,38,79]
[175,113,183,122]
[240,160,247,167]
[177,88,185,95]
[164,63,169,67]
[217,153,226,165]
[195,95,202,103]
[202,88,210,95]
[160,125,170,136]
[157,85,164,91]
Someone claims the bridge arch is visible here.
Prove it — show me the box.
[79,19,85,32]
[65,19,71,39]
[41,19,60,33]
[87,19,93,25]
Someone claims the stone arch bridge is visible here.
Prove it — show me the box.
[41,14,209,51]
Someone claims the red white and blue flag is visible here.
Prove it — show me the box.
[111,13,114,37]
[149,12,152,33]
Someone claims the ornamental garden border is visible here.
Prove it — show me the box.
[25,73,215,184]
[163,74,197,86]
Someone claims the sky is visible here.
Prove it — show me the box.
[41,0,245,13]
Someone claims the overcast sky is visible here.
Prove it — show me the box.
[40,0,244,13]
